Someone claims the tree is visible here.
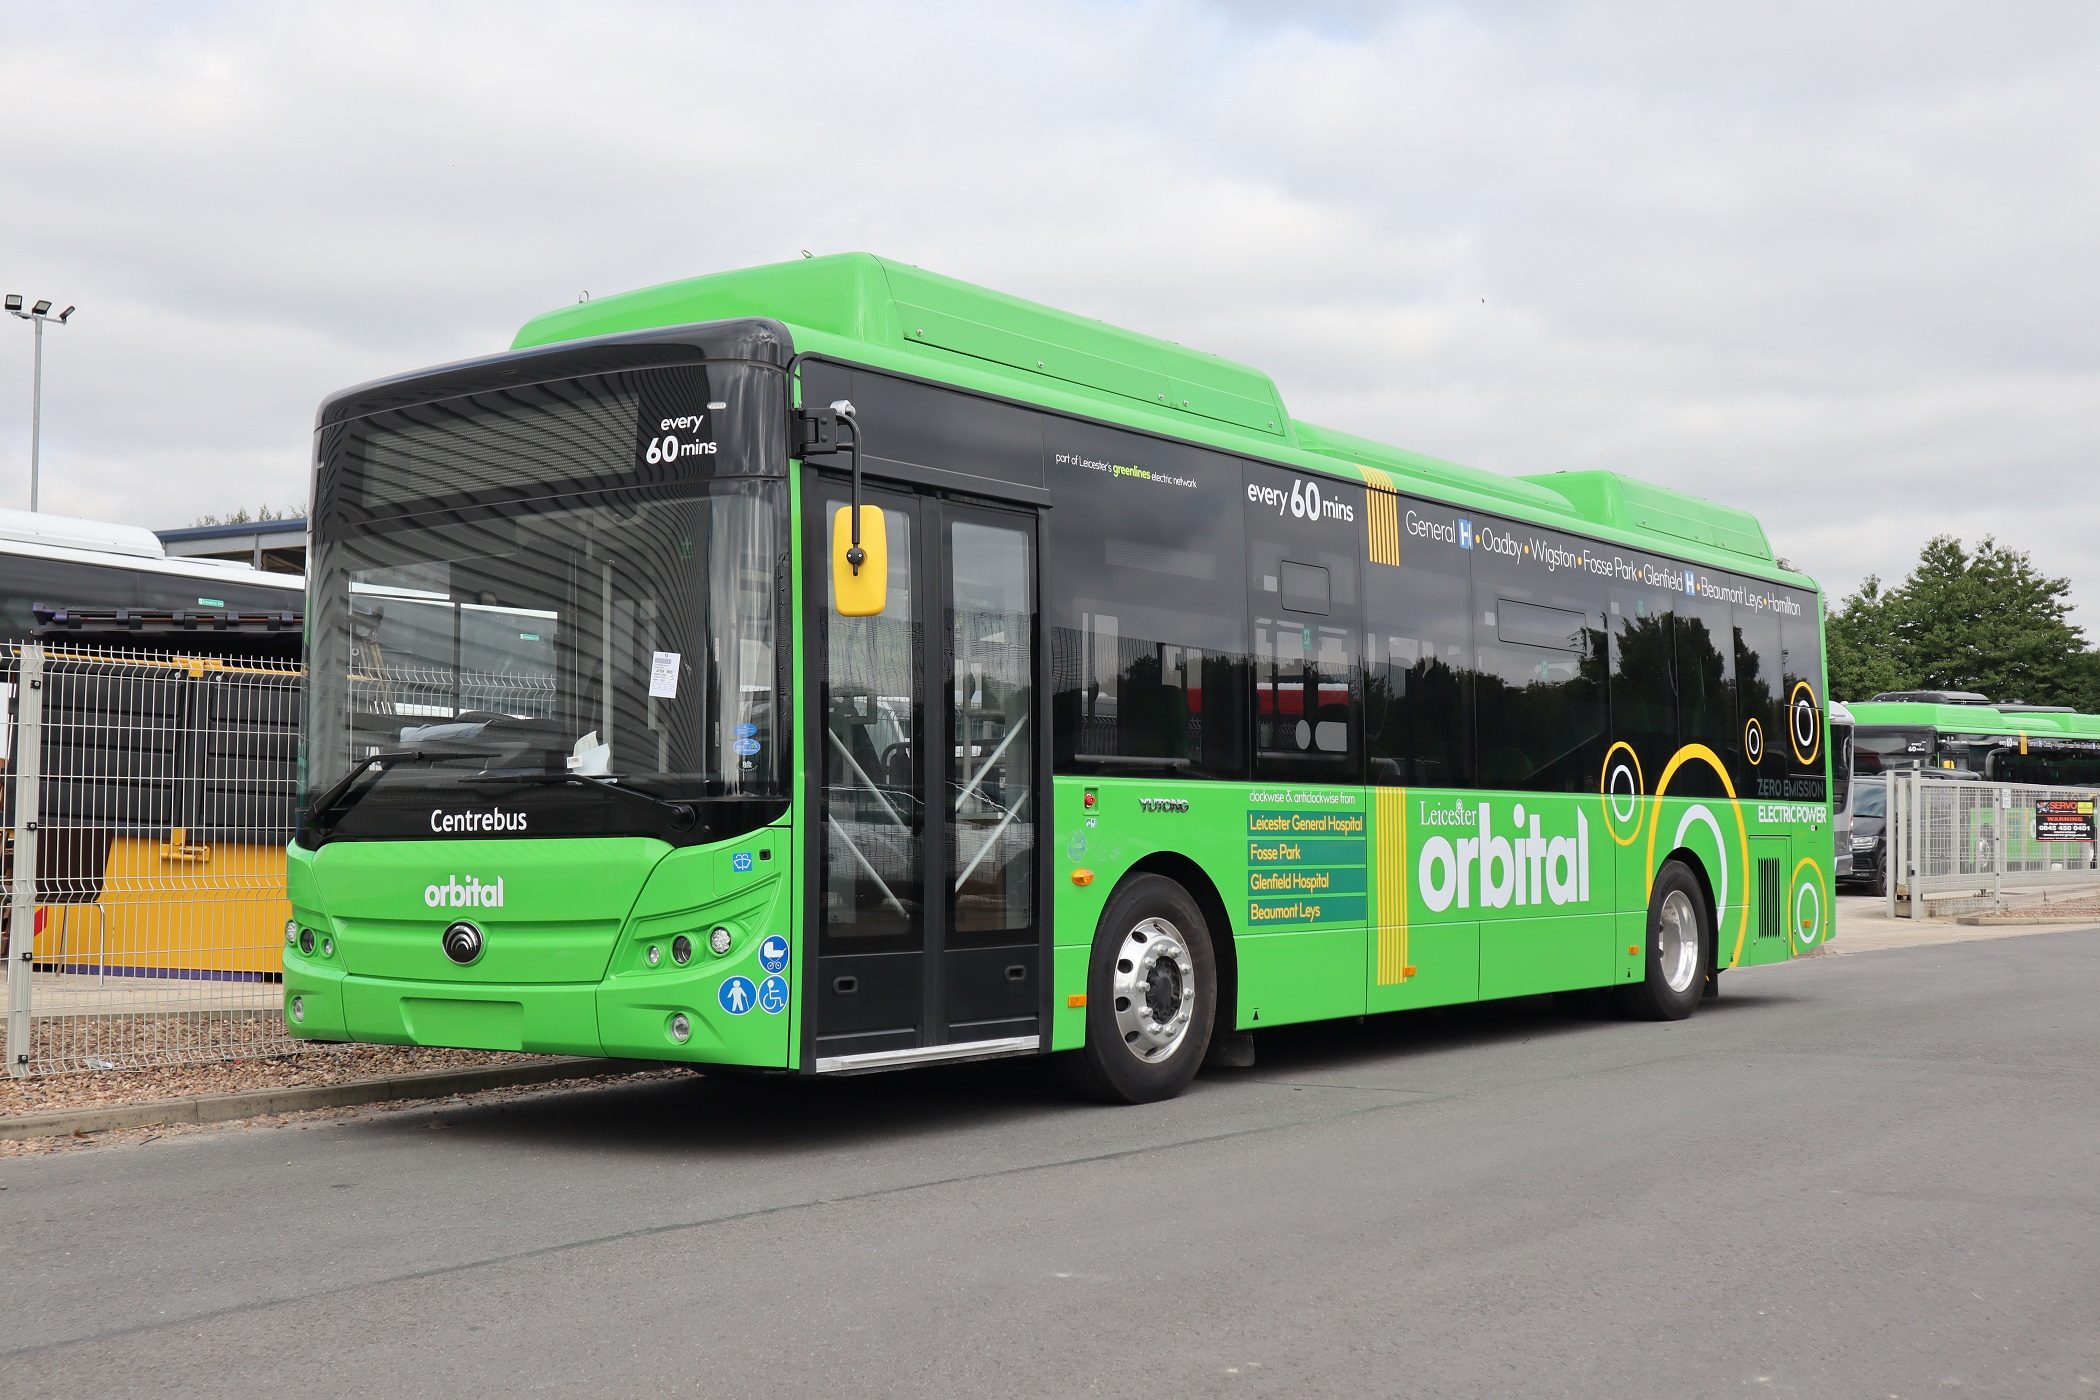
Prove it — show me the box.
[1893,536,2088,703]
[190,502,304,527]
[1826,534,2094,705]
[1827,573,1908,702]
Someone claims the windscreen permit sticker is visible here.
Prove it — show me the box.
[649,651,681,699]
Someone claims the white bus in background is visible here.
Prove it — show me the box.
[0,508,304,659]
[1830,699,1855,881]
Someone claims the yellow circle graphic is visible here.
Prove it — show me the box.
[1788,680,1822,766]
[1644,744,1754,967]
[1790,855,1827,949]
[1598,741,1645,847]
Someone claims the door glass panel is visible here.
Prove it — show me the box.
[949,519,1035,949]
[821,500,921,954]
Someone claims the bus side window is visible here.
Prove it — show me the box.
[1673,595,1736,797]
[1364,502,1471,787]
[1245,462,1363,783]
[1467,515,1607,793]
[1734,608,1785,797]
[1047,427,1249,780]
[1780,605,1827,796]
[1609,589,1676,791]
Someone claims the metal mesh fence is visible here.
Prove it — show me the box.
[1887,770,2100,916]
[5,642,307,1076]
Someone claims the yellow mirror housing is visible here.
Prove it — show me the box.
[832,505,888,616]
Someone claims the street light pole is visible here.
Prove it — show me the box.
[6,296,75,513]
[29,313,43,511]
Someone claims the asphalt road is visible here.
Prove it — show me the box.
[5,931,2097,1398]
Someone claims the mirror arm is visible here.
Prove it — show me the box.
[793,398,866,575]
[833,402,864,575]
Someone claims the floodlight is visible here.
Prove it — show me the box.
[58,307,74,323]
[31,300,51,316]
[4,294,19,312]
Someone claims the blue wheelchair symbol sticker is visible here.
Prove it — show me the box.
[718,975,757,1016]
[732,738,761,755]
[757,975,788,1015]
[731,851,754,873]
[758,935,790,974]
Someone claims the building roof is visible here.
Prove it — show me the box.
[155,518,307,548]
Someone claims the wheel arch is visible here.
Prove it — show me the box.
[1657,845,1722,970]
[1121,852,1238,1031]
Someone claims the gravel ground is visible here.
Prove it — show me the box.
[1965,896,2100,923]
[27,1010,366,1077]
[0,1065,684,1158]
[0,1042,549,1120]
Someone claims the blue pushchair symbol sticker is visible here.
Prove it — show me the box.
[718,975,756,1015]
[757,975,788,1015]
[731,851,754,873]
[758,935,790,974]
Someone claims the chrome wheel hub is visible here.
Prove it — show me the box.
[1656,889,1699,993]
[1111,916,1196,1061]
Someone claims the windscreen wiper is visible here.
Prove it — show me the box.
[458,771,699,832]
[304,747,503,831]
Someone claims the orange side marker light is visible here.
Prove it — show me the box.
[1067,994,1087,1009]
[1402,966,1416,979]
[1628,945,1640,956]
[1071,868,1095,886]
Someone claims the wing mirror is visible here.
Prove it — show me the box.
[831,503,887,616]
[796,398,886,616]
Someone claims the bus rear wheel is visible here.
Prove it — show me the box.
[1618,860,1709,1021]
[1058,875,1217,1104]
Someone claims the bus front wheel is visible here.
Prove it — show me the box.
[1058,875,1217,1104]
[1618,860,1710,1022]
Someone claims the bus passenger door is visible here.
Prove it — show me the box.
[806,477,1044,1068]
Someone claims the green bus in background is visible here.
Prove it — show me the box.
[284,254,1833,1103]
[1848,692,2100,785]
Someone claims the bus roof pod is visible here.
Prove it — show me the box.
[513,252,1292,440]
[511,252,1792,575]
[0,505,165,558]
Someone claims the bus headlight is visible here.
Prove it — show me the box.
[668,1012,692,1043]
[671,934,693,965]
[709,927,732,956]
[290,996,305,1024]
[646,944,662,967]
[285,920,298,946]
[298,927,316,956]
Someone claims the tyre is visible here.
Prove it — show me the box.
[1868,844,1888,899]
[1616,860,1710,1021]
[1057,874,1217,1104]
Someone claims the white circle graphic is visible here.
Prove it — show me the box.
[1794,879,1822,945]
[1608,763,1638,823]
[1671,804,1729,927]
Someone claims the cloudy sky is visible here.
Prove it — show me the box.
[2,2,2095,623]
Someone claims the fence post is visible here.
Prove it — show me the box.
[1905,768,1921,919]
[1885,768,1900,921]
[1993,786,2007,912]
[8,642,43,1078]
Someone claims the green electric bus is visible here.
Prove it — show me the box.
[1848,694,2100,786]
[284,254,1833,1102]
